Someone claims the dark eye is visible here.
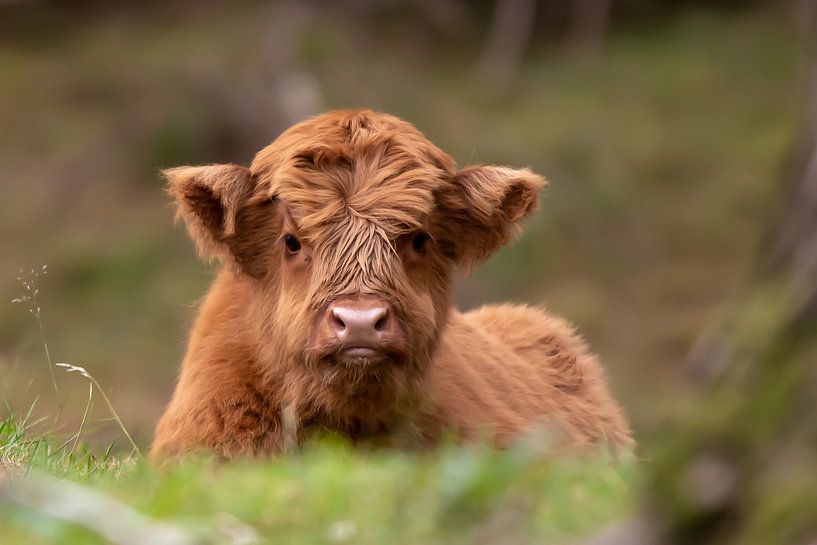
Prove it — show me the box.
[283,234,301,253]
[411,232,430,253]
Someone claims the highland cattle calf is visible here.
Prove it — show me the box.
[151,110,632,460]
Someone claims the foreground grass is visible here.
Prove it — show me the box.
[0,411,638,545]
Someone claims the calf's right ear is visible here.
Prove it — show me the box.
[164,164,271,274]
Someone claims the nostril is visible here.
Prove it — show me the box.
[330,309,346,331]
[374,310,389,332]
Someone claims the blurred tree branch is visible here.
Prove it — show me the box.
[475,0,536,96]
[566,0,612,53]
[592,45,817,545]
[412,0,476,38]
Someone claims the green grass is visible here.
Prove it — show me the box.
[0,410,639,545]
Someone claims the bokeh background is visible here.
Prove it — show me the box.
[0,0,812,456]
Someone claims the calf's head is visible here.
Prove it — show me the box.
[165,110,544,398]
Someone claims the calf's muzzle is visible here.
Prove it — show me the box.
[319,296,401,360]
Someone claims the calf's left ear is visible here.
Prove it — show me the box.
[435,165,546,267]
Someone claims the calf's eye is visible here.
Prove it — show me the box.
[411,232,430,253]
[283,234,302,253]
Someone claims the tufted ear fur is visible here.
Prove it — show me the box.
[434,165,546,268]
[164,164,278,278]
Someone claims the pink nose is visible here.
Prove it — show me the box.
[328,302,392,348]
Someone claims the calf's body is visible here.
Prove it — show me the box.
[151,110,632,460]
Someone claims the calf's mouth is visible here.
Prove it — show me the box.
[307,294,410,371]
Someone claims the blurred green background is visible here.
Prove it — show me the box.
[0,0,807,450]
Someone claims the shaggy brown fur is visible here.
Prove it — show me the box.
[151,110,632,460]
